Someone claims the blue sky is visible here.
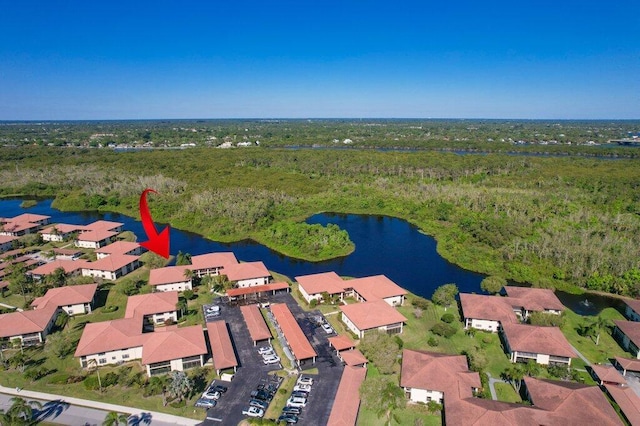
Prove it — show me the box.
[0,0,638,119]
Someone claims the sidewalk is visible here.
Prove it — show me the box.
[0,385,200,425]
[0,302,23,312]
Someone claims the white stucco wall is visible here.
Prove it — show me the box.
[466,318,500,332]
[408,387,444,404]
[155,281,192,292]
[236,277,270,288]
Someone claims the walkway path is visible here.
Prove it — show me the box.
[0,302,22,312]
[0,385,200,425]
[570,344,592,366]
[486,372,509,401]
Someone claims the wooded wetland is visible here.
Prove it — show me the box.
[2,119,640,296]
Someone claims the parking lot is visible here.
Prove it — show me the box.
[200,292,344,425]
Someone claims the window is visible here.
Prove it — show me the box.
[99,358,106,364]
[122,354,130,359]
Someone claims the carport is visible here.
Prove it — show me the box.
[271,303,317,367]
[240,304,272,346]
[206,320,238,375]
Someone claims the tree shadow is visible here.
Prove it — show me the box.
[93,288,110,309]
[127,412,152,425]
[32,399,70,422]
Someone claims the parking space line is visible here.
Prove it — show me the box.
[205,416,223,422]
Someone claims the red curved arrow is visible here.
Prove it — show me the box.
[139,189,170,258]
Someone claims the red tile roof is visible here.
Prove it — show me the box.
[31,283,98,310]
[240,304,272,343]
[401,350,480,401]
[206,321,238,371]
[615,356,640,373]
[271,303,316,361]
[0,235,18,244]
[501,323,575,358]
[95,241,140,256]
[340,349,367,366]
[346,275,408,301]
[614,320,640,347]
[82,253,139,272]
[76,229,117,242]
[0,305,58,338]
[40,223,86,235]
[327,366,366,426]
[339,299,407,331]
[226,282,289,297]
[591,364,627,385]
[504,286,565,312]
[445,398,554,426]
[124,291,178,318]
[74,317,145,356]
[142,325,207,365]
[623,298,640,315]
[148,265,190,286]
[83,220,123,232]
[1,221,40,234]
[296,271,345,296]
[31,259,87,276]
[190,252,238,271]
[9,213,50,223]
[524,377,622,425]
[604,384,640,426]
[328,334,355,352]
[223,261,270,282]
[459,293,518,324]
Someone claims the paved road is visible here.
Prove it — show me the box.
[0,386,198,425]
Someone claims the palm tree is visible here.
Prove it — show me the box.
[87,358,103,393]
[503,364,525,392]
[167,371,193,402]
[102,411,129,426]
[375,381,406,426]
[590,316,609,346]
[7,396,42,424]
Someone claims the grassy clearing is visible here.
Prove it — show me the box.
[494,382,521,403]
[357,404,442,426]
[561,307,629,363]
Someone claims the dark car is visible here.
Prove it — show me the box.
[250,390,272,401]
[291,390,309,399]
[282,406,301,415]
[249,399,269,410]
[210,384,228,393]
[277,414,299,424]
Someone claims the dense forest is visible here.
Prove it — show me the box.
[1,120,640,295]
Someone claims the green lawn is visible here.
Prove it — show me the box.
[561,307,630,363]
[494,382,521,403]
[357,404,442,426]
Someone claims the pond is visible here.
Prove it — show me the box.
[0,199,485,300]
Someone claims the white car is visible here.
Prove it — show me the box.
[206,305,220,315]
[297,376,314,386]
[202,390,221,400]
[286,397,307,408]
[293,384,311,392]
[321,323,334,334]
[242,406,264,417]
[259,349,276,357]
[258,346,274,355]
[263,355,280,365]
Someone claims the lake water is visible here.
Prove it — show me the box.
[0,199,485,299]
